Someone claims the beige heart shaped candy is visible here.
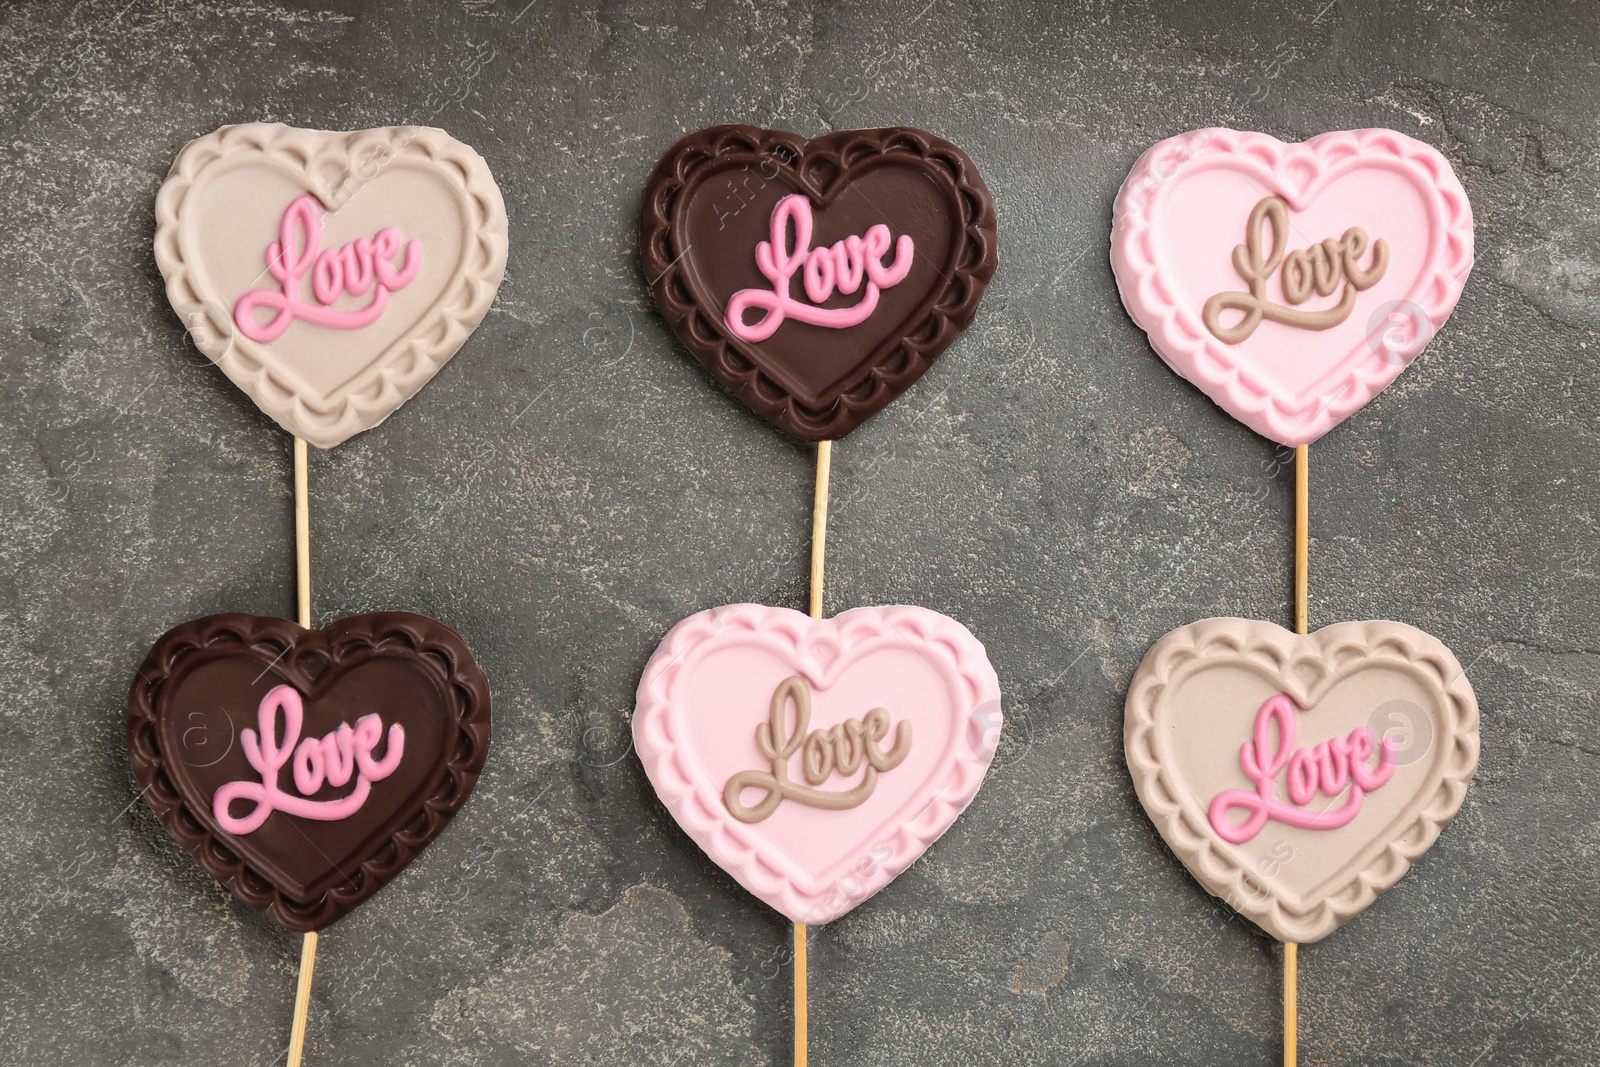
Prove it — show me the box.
[1125,618,1479,943]
[154,123,508,448]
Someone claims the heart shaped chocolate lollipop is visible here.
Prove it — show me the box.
[634,604,1002,924]
[640,125,998,441]
[1111,128,1474,445]
[1125,618,1479,943]
[155,123,508,448]
[128,611,491,931]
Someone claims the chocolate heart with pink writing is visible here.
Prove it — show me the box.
[1125,618,1479,943]
[128,612,491,932]
[634,604,1002,923]
[640,125,998,441]
[1111,128,1474,445]
[155,123,508,448]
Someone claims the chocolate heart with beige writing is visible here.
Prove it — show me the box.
[155,123,507,448]
[1124,618,1478,943]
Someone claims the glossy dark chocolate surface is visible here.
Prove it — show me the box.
[641,125,998,440]
[127,611,491,932]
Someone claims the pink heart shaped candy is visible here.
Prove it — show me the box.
[1111,128,1474,446]
[634,604,1002,924]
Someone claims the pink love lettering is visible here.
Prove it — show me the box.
[1207,693,1397,845]
[724,193,913,342]
[212,684,405,835]
[233,194,423,344]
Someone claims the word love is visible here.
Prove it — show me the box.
[724,194,914,342]
[1208,694,1397,845]
[233,194,423,343]
[724,676,912,824]
[1202,195,1388,344]
[212,685,405,835]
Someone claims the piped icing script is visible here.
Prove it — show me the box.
[1202,195,1388,345]
[234,194,422,343]
[723,676,912,824]
[724,194,913,342]
[212,685,405,835]
[1207,694,1398,845]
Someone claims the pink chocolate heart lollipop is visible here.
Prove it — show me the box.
[634,603,1002,924]
[1111,128,1474,446]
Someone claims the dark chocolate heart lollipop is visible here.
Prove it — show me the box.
[127,611,491,932]
[640,125,998,440]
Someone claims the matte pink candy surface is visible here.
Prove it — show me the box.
[634,604,1001,924]
[1111,128,1474,446]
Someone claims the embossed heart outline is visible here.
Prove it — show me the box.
[1111,128,1475,446]
[633,604,1002,924]
[639,125,998,441]
[154,123,508,448]
[1124,618,1479,943]
[127,612,492,932]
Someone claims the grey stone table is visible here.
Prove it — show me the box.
[1,1,1596,1064]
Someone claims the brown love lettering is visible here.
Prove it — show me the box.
[1202,196,1388,344]
[724,676,912,824]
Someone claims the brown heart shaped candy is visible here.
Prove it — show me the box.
[127,611,491,932]
[640,125,998,440]
[1125,618,1479,943]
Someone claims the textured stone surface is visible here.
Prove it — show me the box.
[1,1,1596,1064]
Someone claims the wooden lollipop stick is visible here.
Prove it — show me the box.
[793,919,809,1067]
[808,440,832,621]
[1284,939,1299,1067]
[287,435,318,1067]
[1294,444,1308,638]
[294,436,311,630]
[287,930,319,1067]
[1285,442,1309,1067]
[794,438,832,1067]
